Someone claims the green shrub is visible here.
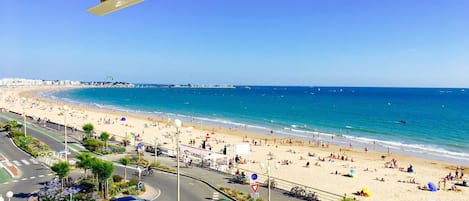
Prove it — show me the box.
[108,144,125,153]
[40,143,50,151]
[128,178,139,187]
[84,138,103,152]
[9,129,24,138]
[17,135,33,148]
[130,155,139,162]
[150,161,161,168]
[79,179,96,193]
[112,174,123,183]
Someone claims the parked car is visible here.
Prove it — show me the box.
[145,145,161,155]
[110,196,149,201]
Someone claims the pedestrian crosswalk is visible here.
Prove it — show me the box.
[1,173,55,186]
[0,158,39,167]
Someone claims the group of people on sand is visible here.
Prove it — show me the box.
[384,158,398,168]
[398,178,418,184]
[446,169,465,181]
[329,152,354,162]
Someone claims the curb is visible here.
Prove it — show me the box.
[155,167,237,201]
[139,181,161,201]
[104,154,236,201]
[0,153,18,178]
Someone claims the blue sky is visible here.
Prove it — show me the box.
[1,0,468,87]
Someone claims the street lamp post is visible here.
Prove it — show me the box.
[5,191,13,201]
[22,98,27,136]
[260,162,279,201]
[63,105,69,161]
[173,119,182,201]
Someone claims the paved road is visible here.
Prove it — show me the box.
[0,131,55,201]
[147,156,303,201]
[0,112,218,201]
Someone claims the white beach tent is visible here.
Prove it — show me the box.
[234,143,250,155]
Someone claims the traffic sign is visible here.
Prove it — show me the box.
[250,173,258,181]
[250,192,259,198]
[250,183,259,193]
[138,181,143,190]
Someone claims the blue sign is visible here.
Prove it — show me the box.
[138,181,143,189]
[251,173,258,181]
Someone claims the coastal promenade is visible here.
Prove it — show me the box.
[0,110,330,201]
[104,152,319,201]
[0,112,226,201]
[1,87,468,201]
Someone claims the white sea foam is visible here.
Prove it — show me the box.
[343,135,469,162]
[41,90,469,164]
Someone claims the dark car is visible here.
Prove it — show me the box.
[145,145,161,155]
[110,196,149,201]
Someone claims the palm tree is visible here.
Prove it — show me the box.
[91,159,115,199]
[99,132,110,152]
[51,161,71,190]
[2,120,22,131]
[118,156,130,181]
[82,123,94,140]
[76,152,95,178]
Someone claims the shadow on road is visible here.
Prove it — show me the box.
[14,192,35,198]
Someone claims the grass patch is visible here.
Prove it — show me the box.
[0,168,11,183]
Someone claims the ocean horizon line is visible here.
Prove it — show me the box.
[130,83,468,89]
[40,87,469,165]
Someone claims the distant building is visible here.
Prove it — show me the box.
[0,78,81,87]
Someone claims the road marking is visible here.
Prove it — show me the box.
[30,159,39,164]
[12,160,22,166]
[38,175,45,177]
[151,187,162,201]
[2,182,9,185]
[12,180,19,182]
[30,176,36,179]
[5,161,12,166]
[212,192,219,200]
[21,159,31,165]
[47,173,53,176]
[21,178,27,181]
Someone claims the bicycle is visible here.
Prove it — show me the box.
[264,179,277,188]
[142,168,154,176]
[289,186,306,198]
[305,191,319,201]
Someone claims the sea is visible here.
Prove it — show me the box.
[41,86,469,164]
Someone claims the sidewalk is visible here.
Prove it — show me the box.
[102,151,301,201]
[139,181,160,200]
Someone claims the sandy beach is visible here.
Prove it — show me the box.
[1,86,467,201]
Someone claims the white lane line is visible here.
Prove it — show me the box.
[21,159,31,165]
[21,178,28,181]
[12,160,22,166]
[30,176,36,179]
[151,187,162,201]
[30,159,39,164]
[38,175,45,178]
[47,173,53,176]
[12,180,19,182]
[2,182,9,185]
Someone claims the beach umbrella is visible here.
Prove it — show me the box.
[427,182,438,192]
[350,169,356,177]
[362,187,372,197]
[121,117,126,121]
[137,142,143,149]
